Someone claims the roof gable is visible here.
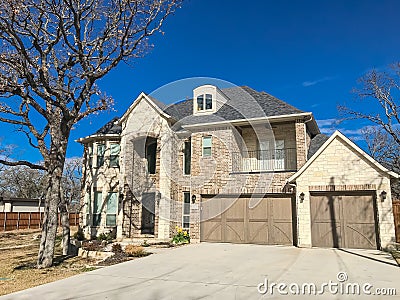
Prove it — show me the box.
[119,92,171,123]
[289,130,399,182]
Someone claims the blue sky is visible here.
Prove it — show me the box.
[1,0,400,161]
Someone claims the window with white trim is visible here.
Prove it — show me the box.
[182,192,190,229]
[110,143,120,167]
[202,136,212,157]
[106,192,117,226]
[97,144,105,167]
[93,191,102,226]
[197,94,213,111]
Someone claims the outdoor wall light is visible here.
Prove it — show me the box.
[191,195,196,204]
[380,191,387,202]
[299,192,305,202]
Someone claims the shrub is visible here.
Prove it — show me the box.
[97,232,113,243]
[124,245,148,257]
[141,240,150,247]
[112,243,123,253]
[73,227,85,241]
[82,240,103,251]
[171,227,190,244]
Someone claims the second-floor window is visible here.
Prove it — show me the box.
[184,140,191,175]
[146,140,157,174]
[202,136,212,157]
[88,145,93,167]
[110,143,120,167]
[97,144,105,167]
[197,94,213,111]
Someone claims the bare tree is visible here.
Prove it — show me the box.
[338,63,400,145]
[362,126,400,198]
[0,165,46,198]
[0,0,182,268]
[339,62,400,196]
[60,157,82,254]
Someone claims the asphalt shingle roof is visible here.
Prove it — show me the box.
[89,86,305,136]
[307,133,329,159]
[163,86,304,125]
[94,117,122,135]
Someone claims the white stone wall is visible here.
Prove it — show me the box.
[119,96,173,239]
[295,136,396,248]
[81,138,120,238]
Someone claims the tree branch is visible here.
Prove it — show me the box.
[0,159,46,171]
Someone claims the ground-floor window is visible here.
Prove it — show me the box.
[85,192,91,226]
[106,192,118,226]
[182,192,190,229]
[93,191,102,226]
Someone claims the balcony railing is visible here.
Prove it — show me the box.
[232,148,297,172]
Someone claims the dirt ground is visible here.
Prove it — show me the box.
[0,227,98,296]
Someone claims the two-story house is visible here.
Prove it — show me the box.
[78,85,398,249]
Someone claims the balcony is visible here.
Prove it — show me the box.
[232,148,297,172]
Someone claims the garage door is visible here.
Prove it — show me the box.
[200,196,294,245]
[310,192,378,249]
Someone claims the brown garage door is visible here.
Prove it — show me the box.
[200,196,294,245]
[310,192,378,249]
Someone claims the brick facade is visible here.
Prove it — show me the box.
[80,91,396,251]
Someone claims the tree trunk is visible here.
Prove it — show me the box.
[37,167,63,268]
[60,200,70,255]
[37,130,68,268]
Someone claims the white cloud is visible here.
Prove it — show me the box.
[316,118,340,127]
[302,76,336,87]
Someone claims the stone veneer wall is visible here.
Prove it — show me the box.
[80,138,120,239]
[295,137,396,248]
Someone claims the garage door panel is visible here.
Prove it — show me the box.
[311,221,342,248]
[248,198,268,220]
[342,195,375,222]
[200,221,222,242]
[271,223,293,245]
[200,196,293,245]
[310,195,340,222]
[272,198,293,220]
[344,224,376,249]
[225,198,245,219]
[226,222,245,243]
[310,193,377,249]
[248,222,268,244]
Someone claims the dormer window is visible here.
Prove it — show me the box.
[197,94,213,111]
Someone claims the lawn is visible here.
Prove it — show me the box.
[0,227,97,296]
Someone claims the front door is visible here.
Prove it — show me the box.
[141,193,155,234]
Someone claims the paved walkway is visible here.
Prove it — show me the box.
[1,243,399,299]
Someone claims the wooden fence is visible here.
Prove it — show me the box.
[393,200,400,243]
[0,212,79,231]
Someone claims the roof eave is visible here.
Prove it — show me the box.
[181,112,314,129]
[288,130,400,183]
[76,133,121,144]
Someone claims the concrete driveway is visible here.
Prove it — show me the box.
[1,243,399,299]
